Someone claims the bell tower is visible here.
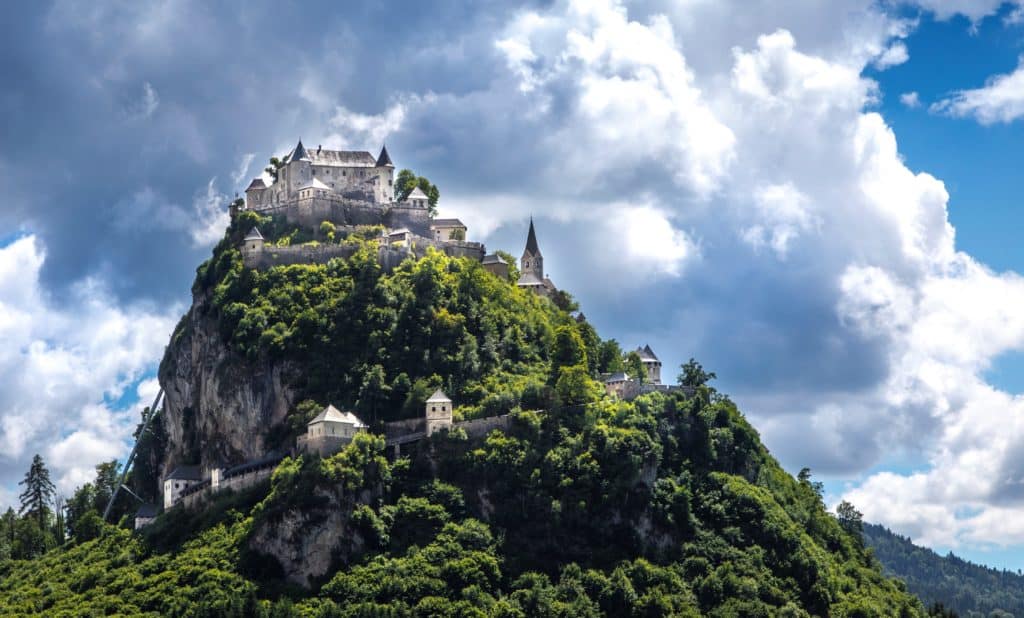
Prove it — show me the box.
[521,217,543,280]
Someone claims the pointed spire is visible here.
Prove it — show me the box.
[376,143,394,167]
[525,217,541,256]
[291,139,309,161]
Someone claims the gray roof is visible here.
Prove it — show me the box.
[636,345,659,362]
[431,218,465,228]
[376,144,394,167]
[246,177,266,190]
[136,503,158,518]
[291,139,310,161]
[166,465,202,481]
[426,389,451,403]
[604,372,631,383]
[517,272,545,286]
[309,405,367,427]
[407,186,429,200]
[297,177,331,191]
[524,217,541,256]
[306,148,377,167]
[244,227,263,241]
[482,254,507,265]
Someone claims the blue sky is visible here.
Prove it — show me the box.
[5,0,1024,571]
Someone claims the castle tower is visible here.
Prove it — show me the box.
[375,144,395,202]
[425,389,453,436]
[284,139,312,199]
[636,345,662,385]
[521,217,543,281]
[241,227,264,267]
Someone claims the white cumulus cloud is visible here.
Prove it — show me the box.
[932,56,1024,124]
[0,237,177,500]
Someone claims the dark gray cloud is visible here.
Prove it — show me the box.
[0,0,539,303]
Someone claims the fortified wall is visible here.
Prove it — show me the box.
[242,236,485,270]
[252,197,431,238]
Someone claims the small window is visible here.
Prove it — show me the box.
[432,406,436,412]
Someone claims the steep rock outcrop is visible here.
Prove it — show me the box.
[247,487,372,587]
[157,290,298,484]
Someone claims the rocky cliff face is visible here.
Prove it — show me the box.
[157,289,299,485]
[248,487,373,587]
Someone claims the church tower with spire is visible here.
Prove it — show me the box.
[517,218,556,297]
[521,217,543,281]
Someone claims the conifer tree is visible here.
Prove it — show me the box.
[19,454,56,528]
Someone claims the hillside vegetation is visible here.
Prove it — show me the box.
[0,215,929,616]
[865,522,1024,617]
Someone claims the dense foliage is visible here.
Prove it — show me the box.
[184,210,612,433]
[865,523,1024,617]
[0,218,930,615]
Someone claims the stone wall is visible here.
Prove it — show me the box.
[384,417,426,440]
[454,414,511,438]
[177,463,277,510]
[244,243,413,271]
[250,197,432,237]
[297,434,351,457]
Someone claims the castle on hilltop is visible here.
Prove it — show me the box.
[245,140,396,209]
[237,139,560,303]
[143,150,681,524]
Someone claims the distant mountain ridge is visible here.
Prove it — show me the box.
[865,522,1024,617]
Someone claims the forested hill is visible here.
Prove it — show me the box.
[0,213,928,615]
[865,523,1024,617]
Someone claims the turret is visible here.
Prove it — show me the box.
[242,227,264,257]
[375,144,395,202]
[636,345,662,385]
[425,389,453,436]
[375,144,394,168]
[406,186,429,209]
[244,177,266,209]
[284,139,312,198]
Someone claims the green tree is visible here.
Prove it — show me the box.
[836,500,864,539]
[597,339,625,374]
[395,168,440,215]
[0,508,14,560]
[494,250,520,282]
[554,365,602,408]
[19,454,55,529]
[551,325,587,382]
[356,364,392,426]
[94,460,121,513]
[678,358,717,389]
[624,351,645,384]
[264,155,288,181]
[797,467,824,500]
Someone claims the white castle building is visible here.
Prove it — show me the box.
[245,140,396,210]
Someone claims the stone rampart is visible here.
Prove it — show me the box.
[244,243,412,271]
[384,417,426,440]
[250,198,432,237]
[453,414,511,438]
[177,457,281,510]
[297,434,350,457]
